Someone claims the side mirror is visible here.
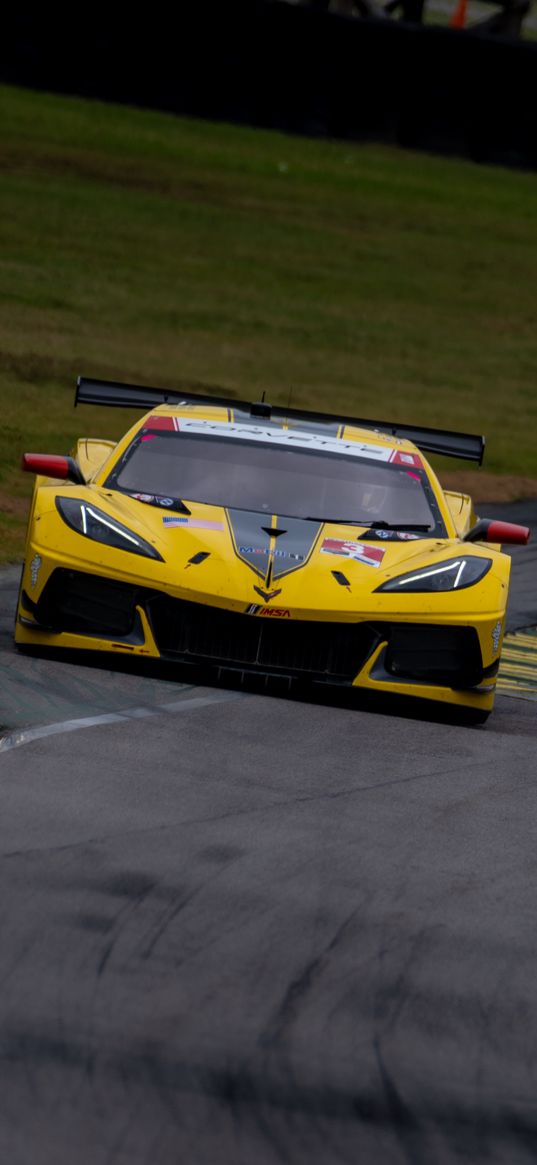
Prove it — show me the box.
[22,453,85,485]
[463,518,530,545]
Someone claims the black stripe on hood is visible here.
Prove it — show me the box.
[226,510,322,583]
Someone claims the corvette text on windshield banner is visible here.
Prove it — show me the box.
[145,415,424,466]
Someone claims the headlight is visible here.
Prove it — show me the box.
[376,556,492,593]
[56,497,163,560]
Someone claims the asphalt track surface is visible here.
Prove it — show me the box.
[0,500,536,1165]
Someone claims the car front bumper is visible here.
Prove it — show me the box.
[16,565,502,713]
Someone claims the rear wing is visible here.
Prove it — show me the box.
[75,376,485,464]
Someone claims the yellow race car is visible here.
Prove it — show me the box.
[16,377,530,722]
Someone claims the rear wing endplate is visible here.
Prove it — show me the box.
[75,376,485,464]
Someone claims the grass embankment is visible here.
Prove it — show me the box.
[1,83,536,563]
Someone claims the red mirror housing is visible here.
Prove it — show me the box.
[464,518,530,545]
[22,454,85,484]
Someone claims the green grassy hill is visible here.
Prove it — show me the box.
[1,83,536,561]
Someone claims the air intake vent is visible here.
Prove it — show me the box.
[147,596,379,682]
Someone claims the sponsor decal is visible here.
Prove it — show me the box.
[246,602,292,616]
[162,516,224,531]
[131,493,184,510]
[30,554,42,588]
[365,531,421,542]
[389,451,423,468]
[492,619,503,652]
[255,607,291,618]
[239,545,304,561]
[321,539,386,568]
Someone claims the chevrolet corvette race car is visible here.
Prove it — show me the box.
[16,377,530,721]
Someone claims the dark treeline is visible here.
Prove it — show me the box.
[2,1,537,169]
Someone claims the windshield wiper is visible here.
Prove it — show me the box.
[365,521,432,532]
[304,516,365,526]
[305,517,432,531]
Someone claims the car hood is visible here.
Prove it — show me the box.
[75,491,497,617]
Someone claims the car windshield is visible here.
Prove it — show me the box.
[108,430,443,532]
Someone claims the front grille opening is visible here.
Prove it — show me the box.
[385,624,483,688]
[147,595,379,682]
[36,569,138,638]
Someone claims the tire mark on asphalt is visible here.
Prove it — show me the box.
[372,928,435,1165]
[136,851,244,962]
[259,909,361,1051]
[5,1028,537,1148]
[373,1036,423,1165]
[97,881,159,977]
[85,884,168,1138]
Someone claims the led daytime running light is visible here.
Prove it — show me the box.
[376,555,492,593]
[81,504,142,546]
[395,560,466,589]
[56,497,163,560]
